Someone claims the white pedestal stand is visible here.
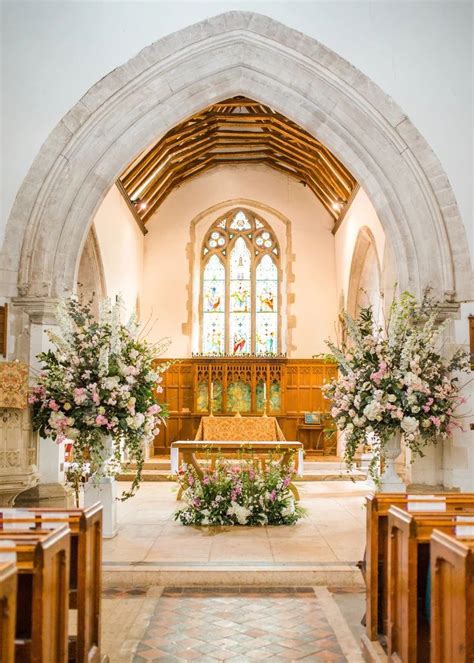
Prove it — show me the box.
[84,477,118,538]
[83,435,118,538]
[380,431,406,493]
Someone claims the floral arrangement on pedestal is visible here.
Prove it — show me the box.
[322,291,470,482]
[174,455,305,526]
[29,295,169,500]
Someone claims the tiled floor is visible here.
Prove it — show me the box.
[102,586,366,662]
[103,481,368,566]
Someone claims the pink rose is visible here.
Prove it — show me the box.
[95,414,108,426]
[48,400,59,411]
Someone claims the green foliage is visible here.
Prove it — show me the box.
[29,294,169,500]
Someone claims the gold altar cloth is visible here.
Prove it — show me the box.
[195,416,286,442]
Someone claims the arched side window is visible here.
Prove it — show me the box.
[201,209,280,355]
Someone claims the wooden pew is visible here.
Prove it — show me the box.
[0,504,103,663]
[0,560,17,663]
[387,507,474,663]
[0,526,70,663]
[430,530,474,663]
[365,492,474,641]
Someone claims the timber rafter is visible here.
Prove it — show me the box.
[117,96,358,224]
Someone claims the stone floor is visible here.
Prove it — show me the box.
[102,586,366,662]
[101,480,369,660]
[103,481,368,566]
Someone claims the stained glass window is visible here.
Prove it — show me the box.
[202,255,225,354]
[256,255,278,354]
[200,209,281,355]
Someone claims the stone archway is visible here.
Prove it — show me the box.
[1,11,472,358]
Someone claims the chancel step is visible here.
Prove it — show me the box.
[118,459,366,482]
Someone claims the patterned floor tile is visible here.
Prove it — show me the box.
[133,588,349,662]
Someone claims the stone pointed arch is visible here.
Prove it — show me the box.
[347,226,382,319]
[1,11,472,314]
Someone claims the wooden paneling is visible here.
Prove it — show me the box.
[430,530,474,663]
[0,526,70,663]
[387,508,474,663]
[365,492,474,642]
[153,358,337,454]
[0,561,16,663]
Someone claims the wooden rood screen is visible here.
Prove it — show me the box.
[153,357,337,454]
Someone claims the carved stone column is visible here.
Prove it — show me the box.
[5,298,72,506]
[0,408,39,505]
[0,360,39,506]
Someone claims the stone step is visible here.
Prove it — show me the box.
[128,459,357,472]
[102,562,364,588]
[117,467,366,482]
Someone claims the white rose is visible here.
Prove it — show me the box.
[133,412,145,428]
[401,416,419,434]
[363,400,382,421]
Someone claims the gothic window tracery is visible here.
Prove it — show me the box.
[201,209,280,355]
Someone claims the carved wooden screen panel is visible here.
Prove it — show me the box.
[152,358,336,452]
[285,361,337,415]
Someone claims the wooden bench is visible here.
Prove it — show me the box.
[387,507,474,663]
[365,492,474,641]
[0,526,70,662]
[0,504,103,663]
[0,560,17,663]
[430,530,474,663]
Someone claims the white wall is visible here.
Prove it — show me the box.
[141,164,338,358]
[1,1,472,264]
[92,184,144,317]
[334,187,386,308]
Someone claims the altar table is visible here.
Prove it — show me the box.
[170,439,304,477]
[194,415,286,443]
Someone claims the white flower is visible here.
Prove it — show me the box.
[281,500,296,517]
[404,372,425,392]
[363,400,383,421]
[227,501,251,525]
[133,412,145,428]
[102,376,120,390]
[401,416,419,434]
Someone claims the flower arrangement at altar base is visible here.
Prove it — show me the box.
[174,454,306,526]
[29,294,170,500]
[322,290,470,482]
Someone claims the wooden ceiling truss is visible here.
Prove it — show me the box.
[117,97,358,229]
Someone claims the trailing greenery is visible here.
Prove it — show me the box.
[323,291,470,481]
[29,295,169,500]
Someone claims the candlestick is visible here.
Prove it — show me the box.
[263,383,268,417]
[210,381,214,416]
